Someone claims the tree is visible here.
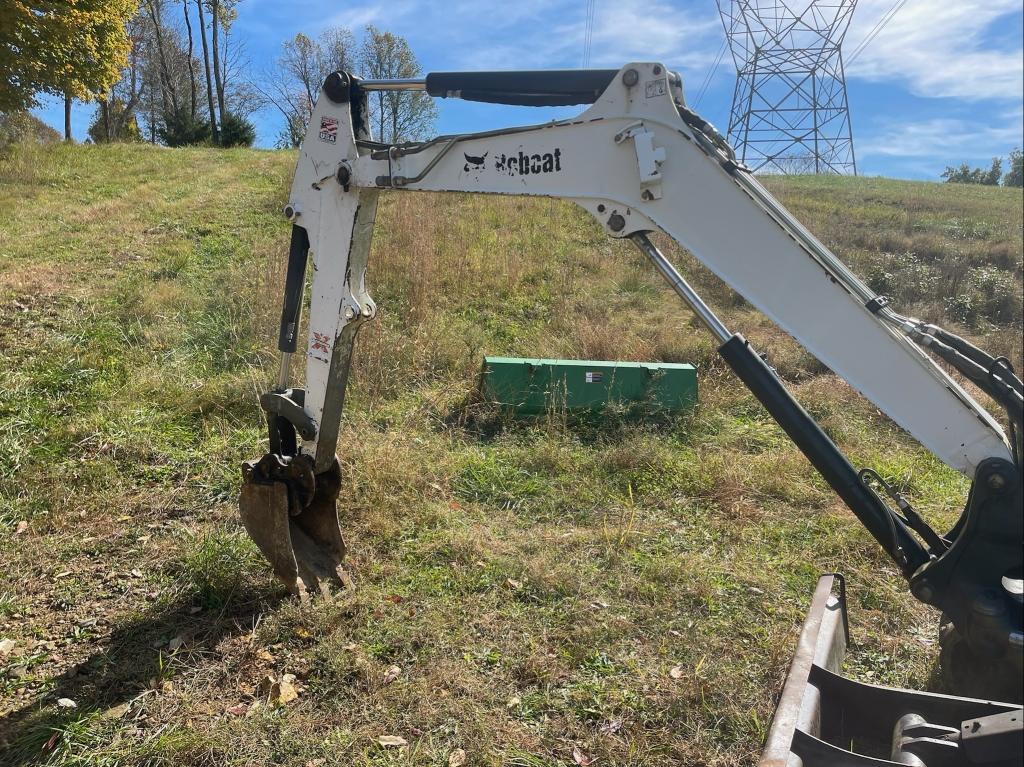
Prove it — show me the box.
[181,0,197,118]
[1,0,136,139]
[0,111,61,147]
[95,13,148,143]
[87,97,143,142]
[142,0,180,119]
[257,27,356,148]
[158,104,210,145]
[943,156,1005,186]
[982,157,1002,186]
[195,0,219,143]
[358,26,436,143]
[1004,148,1023,188]
[208,0,234,129]
[219,110,254,146]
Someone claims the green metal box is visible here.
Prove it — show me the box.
[480,357,697,415]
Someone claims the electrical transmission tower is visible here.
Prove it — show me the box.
[717,1,858,175]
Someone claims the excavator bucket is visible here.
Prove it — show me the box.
[761,574,1022,766]
[238,453,351,598]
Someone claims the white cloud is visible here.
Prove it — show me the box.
[858,116,1023,166]
[307,0,722,74]
[324,1,418,32]
[845,0,1024,101]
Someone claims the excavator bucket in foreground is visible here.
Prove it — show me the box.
[239,453,350,598]
[761,574,1022,766]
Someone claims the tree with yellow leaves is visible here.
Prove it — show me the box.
[1,0,137,140]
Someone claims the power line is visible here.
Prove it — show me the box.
[846,0,908,64]
[582,0,596,67]
[695,40,728,108]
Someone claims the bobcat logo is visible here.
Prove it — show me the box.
[463,151,488,171]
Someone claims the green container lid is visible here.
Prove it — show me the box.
[480,356,697,415]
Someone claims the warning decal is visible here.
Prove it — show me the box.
[585,371,604,383]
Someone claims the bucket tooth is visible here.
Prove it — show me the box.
[239,455,350,598]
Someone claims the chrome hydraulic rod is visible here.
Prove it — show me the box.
[630,233,732,344]
[358,79,426,90]
[630,233,928,577]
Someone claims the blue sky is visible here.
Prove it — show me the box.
[34,0,1024,180]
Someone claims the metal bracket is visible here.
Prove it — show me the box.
[614,121,666,199]
[260,389,318,442]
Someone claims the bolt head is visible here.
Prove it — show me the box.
[283,204,298,221]
[607,212,626,232]
[987,472,1007,491]
[622,69,640,87]
[336,165,351,187]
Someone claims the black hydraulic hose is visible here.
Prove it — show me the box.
[920,335,1023,427]
[717,334,930,578]
[927,325,1024,396]
[278,225,310,353]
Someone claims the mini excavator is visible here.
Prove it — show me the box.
[237,64,1023,765]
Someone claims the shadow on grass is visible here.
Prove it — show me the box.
[445,395,696,445]
[0,585,282,765]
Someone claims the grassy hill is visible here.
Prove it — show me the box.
[0,143,1021,766]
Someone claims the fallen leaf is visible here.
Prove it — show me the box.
[572,746,595,765]
[226,703,248,716]
[256,648,275,663]
[188,606,203,615]
[0,639,15,655]
[102,703,131,720]
[277,673,299,704]
[259,672,300,705]
[15,521,27,535]
[448,748,467,766]
[599,718,623,734]
[167,635,186,652]
[590,600,609,609]
[669,665,685,679]
[306,760,326,767]
[57,698,77,709]
[377,735,408,747]
[295,627,311,639]
[54,571,72,580]
[382,664,401,685]
[505,578,523,590]
[386,594,404,604]
[130,569,143,578]
[506,695,521,708]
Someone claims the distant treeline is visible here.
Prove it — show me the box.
[1,1,436,149]
[942,149,1023,188]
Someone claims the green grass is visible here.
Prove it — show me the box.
[0,142,1021,766]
